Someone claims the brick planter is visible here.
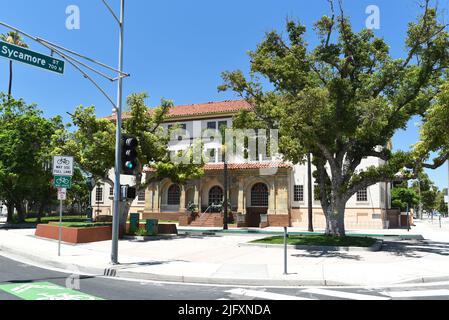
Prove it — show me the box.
[35,224,112,244]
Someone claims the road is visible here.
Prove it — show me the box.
[0,255,449,301]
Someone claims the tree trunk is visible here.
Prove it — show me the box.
[6,203,14,224]
[37,202,46,224]
[15,202,25,223]
[8,60,12,99]
[324,198,346,237]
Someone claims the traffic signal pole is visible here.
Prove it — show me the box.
[111,0,125,265]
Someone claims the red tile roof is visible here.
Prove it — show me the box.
[107,100,252,121]
[144,161,292,173]
[166,100,252,118]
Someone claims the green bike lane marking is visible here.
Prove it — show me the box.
[0,282,103,300]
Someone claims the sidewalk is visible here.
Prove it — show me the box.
[1,221,449,287]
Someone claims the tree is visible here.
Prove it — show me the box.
[66,168,91,216]
[410,172,439,217]
[436,189,448,216]
[0,32,28,99]
[0,94,62,223]
[392,186,420,212]
[58,93,204,235]
[219,0,449,236]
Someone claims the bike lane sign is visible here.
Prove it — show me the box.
[0,282,102,300]
[53,156,74,176]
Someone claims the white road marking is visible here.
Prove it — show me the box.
[226,288,313,300]
[380,289,449,298]
[302,288,390,300]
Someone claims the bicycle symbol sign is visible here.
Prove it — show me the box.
[52,156,74,176]
[54,176,72,189]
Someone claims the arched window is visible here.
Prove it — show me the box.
[251,183,269,207]
[167,185,181,205]
[209,186,224,206]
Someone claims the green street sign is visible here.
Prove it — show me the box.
[0,40,65,75]
[54,176,72,189]
[0,282,102,300]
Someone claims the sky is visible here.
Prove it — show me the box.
[0,0,448,190]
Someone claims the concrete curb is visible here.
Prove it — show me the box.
[238,240,384,252]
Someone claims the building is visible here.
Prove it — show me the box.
[92,100,396,229]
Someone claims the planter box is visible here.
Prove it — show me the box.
[35,224,112,244]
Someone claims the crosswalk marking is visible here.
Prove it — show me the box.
[302,288,390,300]
[380,289,449,298]
[226,288,313,300]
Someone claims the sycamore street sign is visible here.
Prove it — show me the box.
[0,40,65,75]
[54,176,72,189]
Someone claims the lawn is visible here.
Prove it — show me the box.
[48,222,112,228]
[25,216,89,224]
[251,235,377,247]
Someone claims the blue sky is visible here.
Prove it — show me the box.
[0,0,447,189]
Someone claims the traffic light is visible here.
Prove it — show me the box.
[121,135,139,175]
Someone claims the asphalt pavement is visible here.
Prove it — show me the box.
[1,255,449,301]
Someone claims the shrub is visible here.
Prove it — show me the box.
[135,228,149,237]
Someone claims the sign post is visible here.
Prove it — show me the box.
[283,227,288,275]
[53,156,73,257]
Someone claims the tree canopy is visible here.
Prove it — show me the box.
[219,0,449,236]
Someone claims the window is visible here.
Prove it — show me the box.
[218,121,227,131]
[110,187,114,197]
[96,187,104,203]
[294,185,304,202]
[209,186,224,206]
[206,149,216,163]
[207,122,217,130]
[251,183,269,207]
[167,185,181,205]
[138,190,146,202]
[357,188,368,202]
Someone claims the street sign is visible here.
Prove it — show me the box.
[52,156,74,177]
[0,40,65,75]
[57,188,67,201]
[54,176,72,189]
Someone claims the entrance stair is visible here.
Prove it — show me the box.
[190,213,224,228]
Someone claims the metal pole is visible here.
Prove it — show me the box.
[283,227,288,275]
[307,154,314,232]
[58,197,62,257]
[223,152,228,230]
[111,0,125,265]
[407,203,410,232]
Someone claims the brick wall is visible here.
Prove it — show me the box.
[141,212,185,221]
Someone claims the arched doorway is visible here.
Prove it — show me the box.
[167,184,181,205]
[209,186,224,212]
[248,183,269,227]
